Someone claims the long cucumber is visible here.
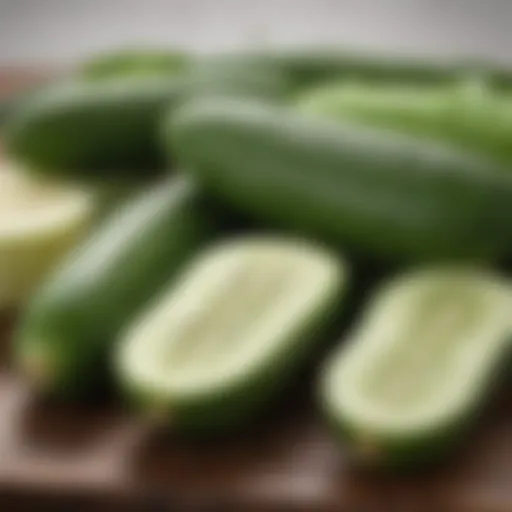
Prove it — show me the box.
[297,80,512,166]
[15,176,217,398]
[168,97,512,262]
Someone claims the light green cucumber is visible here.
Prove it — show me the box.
[320,267,512,469]
[80,48,191,81]
[116,236,348,433]
[297,80,512,166]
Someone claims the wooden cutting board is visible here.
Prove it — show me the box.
[0,70,511,512]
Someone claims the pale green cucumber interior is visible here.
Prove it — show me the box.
[120,239,342,396]
[327,269,511,433]
[0,164,94,240]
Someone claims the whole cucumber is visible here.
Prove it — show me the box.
[168,98,512,262]
[4,77,186,178]
[15,176,217,398]
[5,67,288,179]
[297,80,512,166]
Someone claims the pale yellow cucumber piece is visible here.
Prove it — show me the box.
[117,236,347,431]
[321,267,512,466]
[0,163,95,308]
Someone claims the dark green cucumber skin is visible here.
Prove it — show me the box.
[201,49,507,92]
[297,81,512,167]
[168,98,512,263]
[4,68,288,180]
[15,176,217,399]
[119,263,347,435]
[4,77,187,178]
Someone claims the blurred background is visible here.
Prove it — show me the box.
[1,0,512,66]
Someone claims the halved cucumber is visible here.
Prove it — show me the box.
[0,163,95,308]
[320,267,512,469]
[116,237,348,433]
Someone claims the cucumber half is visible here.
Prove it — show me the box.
[116,237,348,433]
[321,267,512,469]
[0,163,95,308]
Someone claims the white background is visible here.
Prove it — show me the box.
[0,0,511,65]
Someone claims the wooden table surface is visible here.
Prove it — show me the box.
[0,70,511,512]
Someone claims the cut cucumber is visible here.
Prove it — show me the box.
[0,163,95,308]
[15,176,217,398]
[116,237,348,433]
[320,267,512,469]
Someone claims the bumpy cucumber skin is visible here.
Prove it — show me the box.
[297,81,512,167]
[5,77,186,178]
[15,176,217,398]
[168,98,512,263]
[319,270,512,470]
[117,241,348,435]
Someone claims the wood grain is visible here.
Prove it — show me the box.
[0,71,511,512]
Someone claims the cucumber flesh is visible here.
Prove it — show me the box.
[117,237,347,432]
[0,163,95,308]
[321,267,512,467]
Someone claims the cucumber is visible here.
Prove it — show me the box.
[116,236,347,433]
[0,163,95,309]
[80,48,191,81]
[297,80,512,166]
[186,57,291,101]
[4,76,186,178]
[168,98,512,262]
[320,267,512,469]
[4,68,288,179]
[201,49,470,92]
[15,176,216,398]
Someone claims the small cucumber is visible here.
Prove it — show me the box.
[80,48,191,81]
[320,267,512,469]
[4,77,185,178]
[297,80,512,166]
[15,176,216,398]
[169,97,512,262]
[116,237,347,433]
